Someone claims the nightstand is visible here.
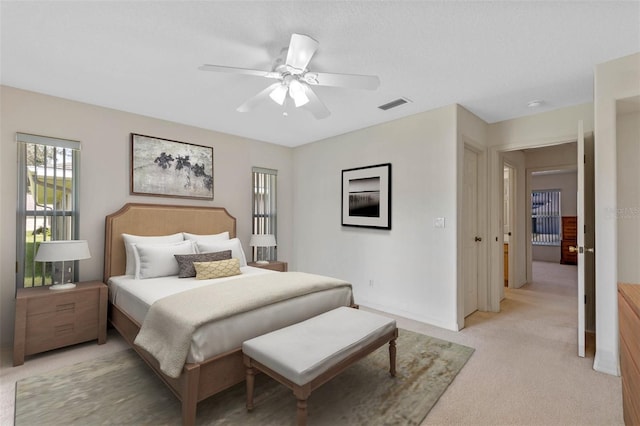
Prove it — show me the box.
[13,280,108,366]
[247,261,288,272]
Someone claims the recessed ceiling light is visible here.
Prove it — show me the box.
[527,100,544,108]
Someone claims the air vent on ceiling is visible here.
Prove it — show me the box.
[378,97,411,111]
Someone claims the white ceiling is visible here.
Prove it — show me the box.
[2,1,639,147]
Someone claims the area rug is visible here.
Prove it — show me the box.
[15,329,473,425]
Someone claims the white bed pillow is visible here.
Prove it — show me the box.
[122,232,184,276]
[183,231,230,243]
[133,240,196,279]
[197,238,248,267]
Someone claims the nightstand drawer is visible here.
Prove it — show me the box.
[25,314,99,355]
[26,290,98,316]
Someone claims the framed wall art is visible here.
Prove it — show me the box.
[341,163,391,229]
[130,133,214,200]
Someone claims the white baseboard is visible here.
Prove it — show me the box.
[357,300,459,332]
[593,348,620,376]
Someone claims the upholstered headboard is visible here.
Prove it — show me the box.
[103,203,237,281]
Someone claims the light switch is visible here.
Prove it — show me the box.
[434,217,446,228]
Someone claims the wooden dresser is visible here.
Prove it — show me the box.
[560,216,577,265]
[618,283,640,425]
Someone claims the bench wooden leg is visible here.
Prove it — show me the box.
[293,386,311,426]
[389,337,397,377]
[245,364,256,411]
[296,398,308,426]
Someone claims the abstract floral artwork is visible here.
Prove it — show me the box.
[130,133,213,199]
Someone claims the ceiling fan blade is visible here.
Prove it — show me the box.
[304,71,380,90]
[199,64,280,79]
[285,34,319,73]
[302,85,330,119]
[237,83,282,112]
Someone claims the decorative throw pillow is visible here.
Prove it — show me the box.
[193,258,241,280]
[174,250,232,278]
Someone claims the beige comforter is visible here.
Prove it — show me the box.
[134,271,352,378]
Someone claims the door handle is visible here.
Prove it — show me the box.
[475,236,482,242]
[569,246,593,254]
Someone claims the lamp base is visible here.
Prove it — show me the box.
[255,260,269,265]
[49,283,77,291]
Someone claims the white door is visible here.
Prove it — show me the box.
[463,147,479,316]
[577,121,586,357]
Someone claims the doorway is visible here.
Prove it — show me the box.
[494,138,596,356]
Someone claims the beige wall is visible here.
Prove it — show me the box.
[293,105,462,331]
[489,103,594,148]
[0,86,294,346]
[616,108,640,283]
[593,52,640,375]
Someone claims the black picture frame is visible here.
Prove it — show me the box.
[130,133,214,200]
[341,163,391,229]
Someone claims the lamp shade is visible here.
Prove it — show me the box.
[249,234,276,248]
[35,240,91,262]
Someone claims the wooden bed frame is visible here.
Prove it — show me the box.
[103,203,244,426]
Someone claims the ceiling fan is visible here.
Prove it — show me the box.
[199,34,380,119]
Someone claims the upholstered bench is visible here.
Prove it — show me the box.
[242,306,398,426]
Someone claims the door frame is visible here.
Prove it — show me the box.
[457,138,488,330]
[503,162,515,292]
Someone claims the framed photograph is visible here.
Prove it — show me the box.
[341,163,391,229]
[131,133,214,200]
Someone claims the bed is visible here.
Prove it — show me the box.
[103,203,354,425]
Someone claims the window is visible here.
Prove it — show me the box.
[16,133,81,288]
[251,167,277,261]
[531,189,561,246]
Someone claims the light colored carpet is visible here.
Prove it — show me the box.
[14,330,473,426]
[414,261,623,425]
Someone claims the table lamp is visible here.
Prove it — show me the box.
[34,240,91,290]
[249,234,276,264]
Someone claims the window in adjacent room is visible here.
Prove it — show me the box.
[531,189,561,246]
[16,133,81,288]
[251,167,277,262]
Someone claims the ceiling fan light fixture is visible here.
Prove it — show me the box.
[269,84,288,106]
[200,33,379,118]
[288,79,309,107]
